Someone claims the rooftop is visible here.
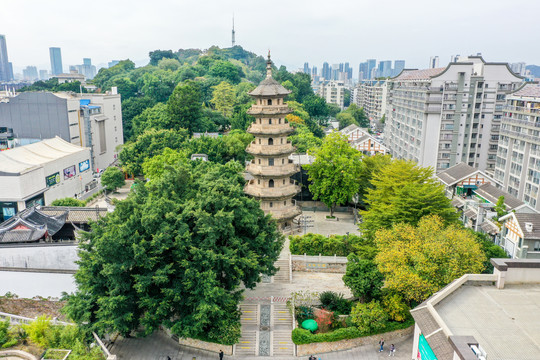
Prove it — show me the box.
[437,162,478,186]
[0,137,88,175]
[511,83,540,98]
[474,183,524,210]
[394,67,446,81]
[514,212,540,239]
[248,53,291,97]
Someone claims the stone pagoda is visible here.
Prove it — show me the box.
[244,53,301,230]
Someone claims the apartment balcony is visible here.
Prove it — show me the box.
[246,162,300,177]
[503,116,540,129]
[426,105,442,113]
[247,123,295,136]
[246,142,295,156]
[504,105,540,115]
[244,183,301,199]
[247,105,292,116]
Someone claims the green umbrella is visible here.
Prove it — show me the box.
[301,319,318,332]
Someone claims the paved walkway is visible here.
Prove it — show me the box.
[110,330,413,360]
[300,210,361,237]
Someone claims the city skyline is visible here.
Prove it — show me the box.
[1,0,538,73]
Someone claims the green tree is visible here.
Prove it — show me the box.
[343,254,384,302]
[288,125,322,153]
[51,198,86,207]
[337,112,357,129]
[208,60,244,84]
[304,132,363,216]
[131,102,172,136]
[167,80,204,134]
[302,95,329,119]
[469,230,509,273]
[119,128,189,175]
[121,96,156,141]
[350,301,388,334]
[158,58,182,71]
[149,49,176,66]
[100,167,125,192]
[142,148,188,180]
[357,154,393,206]
[375,215,484,304]
[211,81,237,118]
[64,161,283,344]
[230,104,254,131]
[361,160,458,239]
[494,196,507,218]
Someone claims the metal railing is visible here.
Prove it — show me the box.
[291,254,348,264]
[0,312,73,326]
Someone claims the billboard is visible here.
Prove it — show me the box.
[63,165,76,179]
[46,172,60,187]
[79,159,90,173]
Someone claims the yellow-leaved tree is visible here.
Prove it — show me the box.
[375,215,484,304]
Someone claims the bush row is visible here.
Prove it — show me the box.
[289,233,375,257]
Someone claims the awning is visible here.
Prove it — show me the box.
[463,209,477,220]
[451,198,464,208]
[480,221,499,235]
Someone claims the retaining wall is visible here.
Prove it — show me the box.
[177,338,233,355]
[296,325,413,356]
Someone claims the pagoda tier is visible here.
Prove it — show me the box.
[244,53,301,228]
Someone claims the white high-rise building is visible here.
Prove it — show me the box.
[510,62,527,76]
[494,83,540,210]
[384,56,523,173]
[429,56,439,69]
[354,80,388,122]
[318,80,345,109]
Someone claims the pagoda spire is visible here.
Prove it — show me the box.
[266,50,273,79]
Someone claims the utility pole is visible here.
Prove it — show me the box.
[298,214,314,235]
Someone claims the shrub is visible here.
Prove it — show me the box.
[51,198,86,207]
[382,293,410,322]
[24,315,52,347]
[292,327,361,345]
[296,306,314,324]
[289,233,375,257]
[0,319,10,347]
[343,254,384,302]
[350,301,388,334]
[319,291,352,315]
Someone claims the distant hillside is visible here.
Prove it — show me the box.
[526,65,540,78]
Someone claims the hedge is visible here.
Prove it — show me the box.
[289,233,375,257]
[291,318,414,345]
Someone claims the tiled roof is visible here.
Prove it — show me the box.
[512,83,540,98]
[40,206,108,223]
[480,220,499,235]
[463,208,477,220]
[410,307,454,360]
[339,124,361,134]
[437,163,477,186]
[394,67,446,81]
[248,77,291,97]
[474,183,524,210]
[0,228,47,243]
[514,213,540,240]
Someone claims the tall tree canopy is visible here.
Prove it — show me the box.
[375,215,484,304]
[64,161,283,344]
[361,160,458,239]
[304,132,362,216]
[167,80,204,134]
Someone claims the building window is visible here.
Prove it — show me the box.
[269,179,274,188]
[258,159,261,165]
[281,138,283,144]
[258,179,260,185]
[269,118,272,125]
[282,158,285,164]
[279,118,282,124]
[534,241,540,252]
[98,121,107,154]
[269,202,273,208]
[259,138,261,144]
[268,99,272,105]
[283,179,286,185]
[268,138,273,145]
[268,158,274,166]
[284,201,287,206]
[113,105,116,110]
[114,116,116,121]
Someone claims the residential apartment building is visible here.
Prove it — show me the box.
[494,83,540,210]
[318,80,345,109]
[354,80,387,121]
[0,91,123,172]
[384,56,523,173]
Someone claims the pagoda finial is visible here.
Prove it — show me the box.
[266,50,272,78]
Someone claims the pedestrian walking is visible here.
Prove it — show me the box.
[219,349,224,360]
[379,338,384,352]
[389,344,395,357]
[166,356,171,360]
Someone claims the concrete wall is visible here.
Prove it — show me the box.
[178,338,233,355]
[0,244,78,270]
[0,167,44,202]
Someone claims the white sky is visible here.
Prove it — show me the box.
[1,0,538,74]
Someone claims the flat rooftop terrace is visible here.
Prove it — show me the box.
[436,283,540,360]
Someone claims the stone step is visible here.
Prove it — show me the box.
[239,304,258,325]
[236,330,257,356]
[273,305,292,326]
[273,260,290,283]
[272,330,294,356]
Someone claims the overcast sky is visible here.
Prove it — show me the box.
[1,0,538,74]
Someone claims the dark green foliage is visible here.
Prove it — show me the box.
[289,233,376,258]
[295,306,314,324]
[51,198,86,207]
[100,167,125,192]
[292,327,362,345]
[18,78,88,93]
[149,49,176,66]
[494,196,508,218]
[230,104,254,131]
[319,291,353,315]
[121,96,156,141]
[167,80,204,134]
[343,255,384,302]
[119,128,189,175]
[302,95,329,119]
[64,161,283,344]
[208,60,244,84]
[0,320,10,347]
[92,60,135,90]
[469,230,509,273]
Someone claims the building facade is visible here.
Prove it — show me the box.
[354,80,388,122]
[0,91,123,172]
[494,83,540,210]
[0,35,12,82]
[244,54,301,229]
[49,47,63,76]
[384,56,523,173]
[318,80,345,109]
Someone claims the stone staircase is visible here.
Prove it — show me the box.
[273,259,290,283]
[237,304,258,356]
[272,303,294,356]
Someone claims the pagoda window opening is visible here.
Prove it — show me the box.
[258,179,261,185]
[269,118,272,125]
[269,179,275,188]
[284,201,287,206]
[268,99,273,105]
[283,179,286,185]
[268,138,274,145]
[282,158,285,164]
[268,158,274,166]
[270,202,273,208]
[258,159,261,165]
[259,138,261,144]
[281,138,283,144]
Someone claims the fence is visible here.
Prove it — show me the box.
[291,254,349,273]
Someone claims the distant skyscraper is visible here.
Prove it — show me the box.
[39,70,49,80]
[49,47,63,75]
[393,60,405,76]
[108,60,120,68]
[322,62,330,80]
[76,58,97,79]
[510,62,527,76]
[83,58,92,66]
[22,66,38,80]
[429,56,440,69]
[0,35,12,81]
[366,59,376,80]
[344,62,352,80]
[359,62,368,81]
[311,66,318,76]
[378,60,392,78]
[303,62,310,74]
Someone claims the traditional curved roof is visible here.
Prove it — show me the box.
[511,83,540,98]
[248,53,291,97]
[394,67,446,81]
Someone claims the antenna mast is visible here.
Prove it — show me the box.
[232,15,236,47]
